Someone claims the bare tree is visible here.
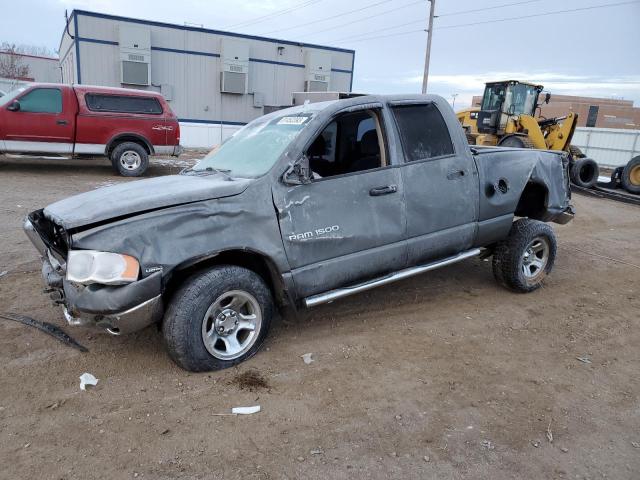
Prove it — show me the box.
[0,43,30,80]
[14,43,56,58]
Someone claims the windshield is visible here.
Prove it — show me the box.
[503,83,539,116]
[0,86,27,106]
[191,111,314,178]
[481,84,506,111]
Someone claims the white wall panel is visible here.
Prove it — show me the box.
[572,127,640,167]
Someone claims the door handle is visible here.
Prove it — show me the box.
[369,185,398,196]
[56,120,68,125]
[447,169,466,180]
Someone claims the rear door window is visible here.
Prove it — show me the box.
[85,94,163,115]
[19,88,62,114]
[392,103,454,161]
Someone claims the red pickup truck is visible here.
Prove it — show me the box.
[0,83,182,176]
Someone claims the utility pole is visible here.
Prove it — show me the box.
[421,0,435,94]
[451,93,458,109]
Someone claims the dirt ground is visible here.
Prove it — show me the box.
[1,154,639,480]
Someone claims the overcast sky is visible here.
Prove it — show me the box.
[2,0,639,107]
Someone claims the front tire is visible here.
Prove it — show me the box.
[492,219,557,293]
[111,142,149,177]
[163,266,274,372]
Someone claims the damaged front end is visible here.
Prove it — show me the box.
[23,210,163,335]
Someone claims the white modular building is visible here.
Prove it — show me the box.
[59,10,355,147]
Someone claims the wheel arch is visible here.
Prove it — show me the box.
[514,178,549,220]
[107,133,154,156]
[163,249,292,309]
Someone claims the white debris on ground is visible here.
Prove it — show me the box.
[79,372,99,391]
[301,353,314,365]
[231,405,261,415]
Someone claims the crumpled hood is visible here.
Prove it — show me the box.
[44,174,252,229]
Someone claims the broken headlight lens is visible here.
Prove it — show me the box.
[66,250,139,285]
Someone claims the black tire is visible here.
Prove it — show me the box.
[498,135,534,148]
[570,157,599,188]
[110,142,149,177]
[492,219,557,293]
[568,145,585,159]
[621,156,640,195]
[163,265,273,372]
[610,166,624,188]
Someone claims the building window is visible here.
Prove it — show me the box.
[85,94,162,115]
[392,103,454,161]
[586,105,599,127]
[18,88,62,113]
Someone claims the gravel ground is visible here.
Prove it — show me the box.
[0,154,639,479]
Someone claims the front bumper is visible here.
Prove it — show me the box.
[63,294,163,335]
[25,217,164,335]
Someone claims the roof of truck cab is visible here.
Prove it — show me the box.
[18,82,164,98]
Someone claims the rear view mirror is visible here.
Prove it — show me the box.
[7,100,20,112]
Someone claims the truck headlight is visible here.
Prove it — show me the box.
[67,250,139,285]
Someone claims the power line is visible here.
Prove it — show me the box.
[333,19,424,42]
[311,0,539,42]
[436,0,541,17]
[437,0,640,30]
[303,0,424,38]
[257,0,393,35]
[334,0,639,43]
[224,0,323,29]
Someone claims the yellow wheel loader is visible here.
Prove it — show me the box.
[457,80,600,188]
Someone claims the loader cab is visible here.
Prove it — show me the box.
[477,81,543,134]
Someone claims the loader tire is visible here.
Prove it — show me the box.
[621,156,640,195]
[498,135,534,149]
[492,219,557,293]
[570,157,599,188]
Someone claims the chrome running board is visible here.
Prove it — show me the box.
[304,248,482,308]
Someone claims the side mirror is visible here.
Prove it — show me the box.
[7,100,20,112]
[283,156,311,185]
[545,93,551,104]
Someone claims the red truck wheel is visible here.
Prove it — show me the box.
[111,142,149,177]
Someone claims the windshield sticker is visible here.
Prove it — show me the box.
[277,116,310,126]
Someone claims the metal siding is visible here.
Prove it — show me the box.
[572,127,640,167]
[72,13,354,137]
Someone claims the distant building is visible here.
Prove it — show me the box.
[471,93,640,130]
[0,50,60,92]
[59,10,356,147]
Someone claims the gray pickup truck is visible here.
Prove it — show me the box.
[24,94,574,372]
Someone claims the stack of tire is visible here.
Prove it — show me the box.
[611,156,640,195]
[568,146,599,189]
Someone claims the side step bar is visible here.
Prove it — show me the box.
[304,248,482,308]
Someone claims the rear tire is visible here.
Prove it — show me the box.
[111,142,149,177]
[163,265,273,372]
[621,156,640,194]
[570,157,599,188]
[492,219,557,293]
